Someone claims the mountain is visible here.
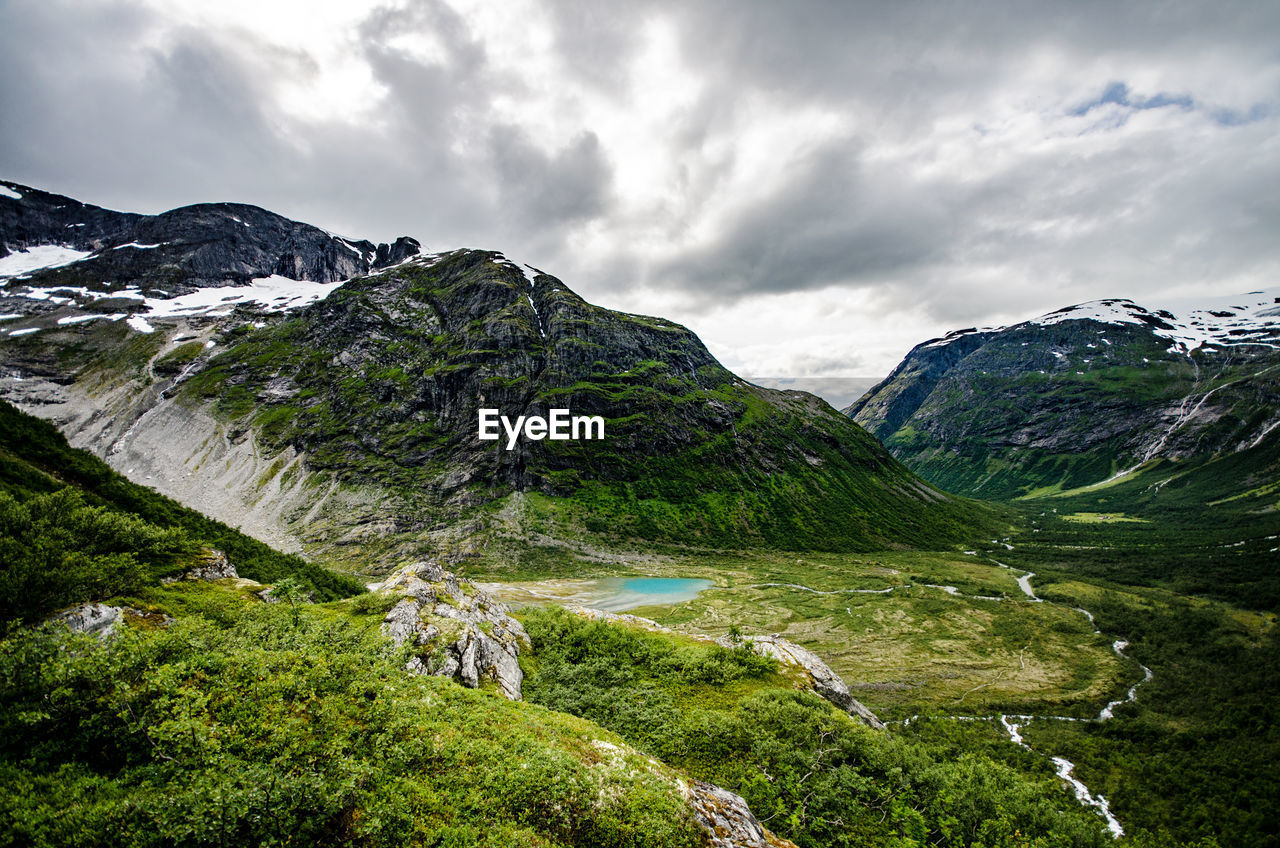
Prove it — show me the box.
[846,291,1280,502]
[0,182,989,570]
[0,179,420,291]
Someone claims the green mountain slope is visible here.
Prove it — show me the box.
[848,295,1280,504]
[0,399,363,619]
[180,249,988,551]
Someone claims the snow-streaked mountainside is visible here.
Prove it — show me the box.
[0,182,989,568]
[922,288,1280,357]
[849,289,1280,501]
[1,259,446,337]
[0,178,420,292]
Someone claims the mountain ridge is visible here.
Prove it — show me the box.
[0,178,421,291]
[0,183,992,570]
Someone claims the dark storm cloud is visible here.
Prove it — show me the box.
[0,0,616,250]
[657,142,950,298]
[1,0,1278,377]
[487,126,612,228]
[648,0,1280,102]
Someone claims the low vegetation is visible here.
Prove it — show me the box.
[0,587,704,848]
[520,607,1114,848]
[0,400,364,617]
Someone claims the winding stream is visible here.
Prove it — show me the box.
[878,564,1150,838]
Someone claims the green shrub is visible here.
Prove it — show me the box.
[521,607,1112,848]
[0,602,704,848]
[0,488,192,622]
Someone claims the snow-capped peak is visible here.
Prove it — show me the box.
[1026,290,1280,353]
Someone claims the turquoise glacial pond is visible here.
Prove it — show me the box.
[478,576,713,612]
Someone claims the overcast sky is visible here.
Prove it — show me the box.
[2,0,1277,396]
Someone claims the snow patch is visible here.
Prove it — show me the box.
[141,275,347,318]
[0,184,22,200]
[126,315,155,334]
[335,237,366,257]
[922,326,996,350]
[11,271,348,324]
[0,245,93,277]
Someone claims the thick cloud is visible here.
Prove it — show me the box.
[2,0,1277,388]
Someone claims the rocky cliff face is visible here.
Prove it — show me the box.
[847,294,1280,498]
[0,179,419,292]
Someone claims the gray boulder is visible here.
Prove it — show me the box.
[683,779,797,848]
[161,548,238,584]
[184,549,237,581]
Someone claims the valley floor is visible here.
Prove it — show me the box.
[459,503,1279,847]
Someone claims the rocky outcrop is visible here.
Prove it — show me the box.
[719,634,885,730]
[683,780,797,848]
[45,603,173,638]
[185,549,237,581]
[162,548,239,584]
[378,560,529,700]
[48,603,123,639]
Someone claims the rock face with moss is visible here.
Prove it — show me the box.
[48,602,124,639]
[848,295,1280,499]
[682,780,798,848]
[377,560,529,699]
